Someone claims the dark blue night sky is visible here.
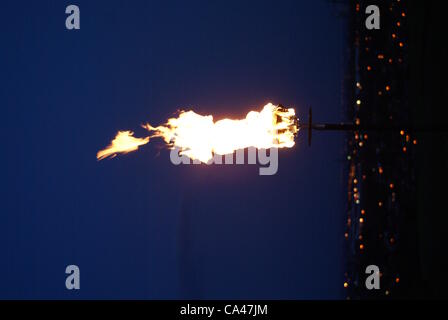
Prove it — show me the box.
[1,0,346,299]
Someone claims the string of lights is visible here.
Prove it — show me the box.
[343,0,414,299]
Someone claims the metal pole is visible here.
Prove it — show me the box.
[298,107,448,146]
[299,123,448,132]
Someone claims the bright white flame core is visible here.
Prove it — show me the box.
[97,103,298,162]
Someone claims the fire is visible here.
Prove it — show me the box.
[96,131,149,160]
[97,103,298,162]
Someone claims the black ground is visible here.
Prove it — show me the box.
[409,0,448,299]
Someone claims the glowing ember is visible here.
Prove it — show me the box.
[97,103,298,162]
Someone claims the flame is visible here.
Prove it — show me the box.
[97,131,149,160]
[97,103,298,162]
